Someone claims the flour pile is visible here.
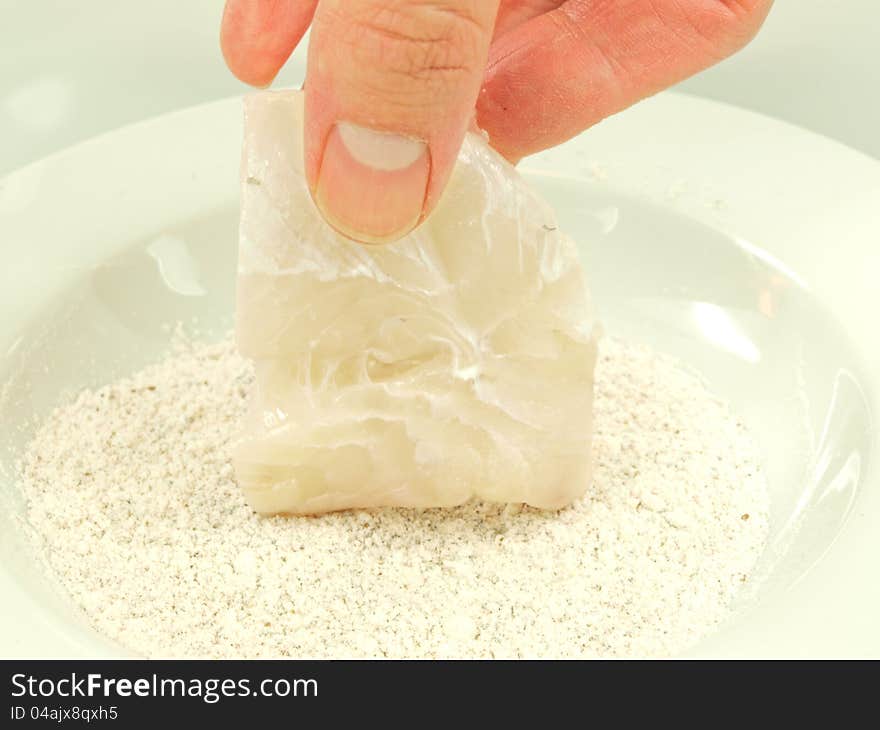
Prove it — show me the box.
[19,334,769,658]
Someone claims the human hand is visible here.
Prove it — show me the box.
[221,0,772,244]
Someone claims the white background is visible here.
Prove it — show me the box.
[0,1,878,175]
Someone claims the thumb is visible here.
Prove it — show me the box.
[304,0,500,244]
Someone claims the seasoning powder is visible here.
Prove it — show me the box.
[18,334,769,658]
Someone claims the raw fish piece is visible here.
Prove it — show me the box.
[234,90,599,515]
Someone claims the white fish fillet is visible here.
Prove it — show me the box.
[234,90,599,514]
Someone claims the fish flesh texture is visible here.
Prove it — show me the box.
[234,90,599,514]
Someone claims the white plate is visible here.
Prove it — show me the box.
[1,91,878,658]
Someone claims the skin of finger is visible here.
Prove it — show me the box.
[477,0,774,161]
[221,0,319,87]
[304,0,501,218]
[493,0,563,40]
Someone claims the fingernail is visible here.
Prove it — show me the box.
[314,122,429,244]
